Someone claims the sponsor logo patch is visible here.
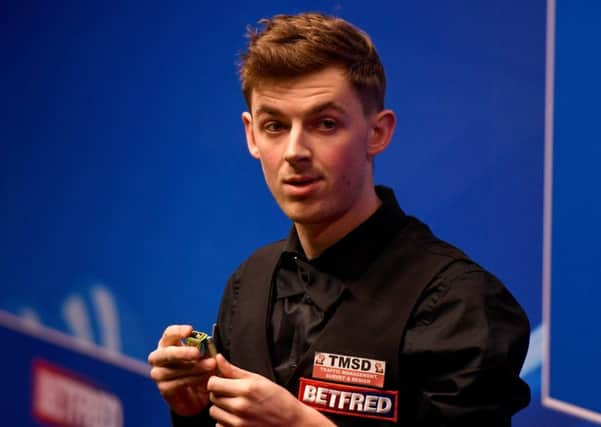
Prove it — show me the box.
[32,359,123,427]
[298,377,398,423]
[312,351,386,388]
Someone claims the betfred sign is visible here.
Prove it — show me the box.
[32,359,123,427]
[298,377,398,422]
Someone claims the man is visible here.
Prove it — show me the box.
[148,12,530,426]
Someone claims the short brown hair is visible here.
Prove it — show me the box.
[238,13,386,115]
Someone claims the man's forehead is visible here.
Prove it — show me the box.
[248,68,360,116]
[253,100,348,118]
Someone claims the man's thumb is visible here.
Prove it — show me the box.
[215,354,250,379]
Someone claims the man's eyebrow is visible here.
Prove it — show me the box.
[253,101,348,117]
[254,105,283,117]
[307,101,348,116]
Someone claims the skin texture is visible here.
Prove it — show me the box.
[148,66,396,425]
[243,67,395,259]
[208,354,334,427]
[149,326,334,426]
[148,325,217,416]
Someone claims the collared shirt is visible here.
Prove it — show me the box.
[265,186,530,421]
[270,185,408,383]
[172,185,530,426]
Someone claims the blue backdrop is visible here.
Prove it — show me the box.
[1,1,598,425]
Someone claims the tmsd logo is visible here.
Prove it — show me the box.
[31,359,123,427]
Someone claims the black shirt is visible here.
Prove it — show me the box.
[268,186,530,421]
[270,185,408,383]
[172,186,530,425]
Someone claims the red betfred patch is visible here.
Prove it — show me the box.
[298,377,398,423]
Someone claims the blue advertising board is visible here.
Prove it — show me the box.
[1,1,599,425]
[543,0,601,424]
[0,310,169,426]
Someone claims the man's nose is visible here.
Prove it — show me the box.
[283,126,311,165]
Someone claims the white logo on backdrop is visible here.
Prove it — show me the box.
[63,285,121,352]
[14,284,122,353]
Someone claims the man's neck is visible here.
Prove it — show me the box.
[294,190,382,260]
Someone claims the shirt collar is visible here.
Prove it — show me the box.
[281,185,407,281]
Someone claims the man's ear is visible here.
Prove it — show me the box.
[242,111,260,159]
[367,109,396,156]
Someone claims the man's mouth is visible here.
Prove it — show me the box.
[282,176,322,195]
[285,176,318,186]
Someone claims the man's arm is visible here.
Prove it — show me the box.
[402,261,531,425]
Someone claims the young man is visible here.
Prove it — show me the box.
[148,13,530,426]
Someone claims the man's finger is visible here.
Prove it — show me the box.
[158,324,194,347]
[150,358,216,382]
[215,353,251,379]
[206,355,255,397]
[157,374,208,397]
[148,344,202,366]
[209,403,244,427]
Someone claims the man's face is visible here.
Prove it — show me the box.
[242,67,391,229]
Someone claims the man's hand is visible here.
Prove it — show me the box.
[207,354,335,427]
[148,325,217,416]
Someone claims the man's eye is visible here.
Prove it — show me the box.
[317,119,337,130]
[264,121,285,133]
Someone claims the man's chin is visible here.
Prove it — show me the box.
[283,206,335,227]
[282,207,322,225]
